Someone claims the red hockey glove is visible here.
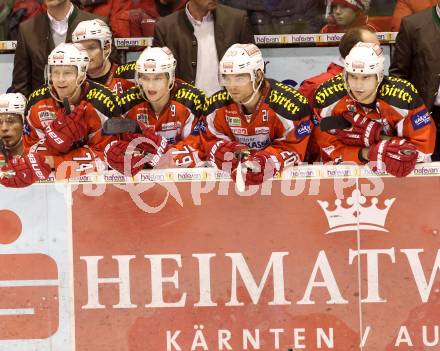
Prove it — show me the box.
[207,140,249,172]
[124,127,169,164]
[0,153,51,188]
[337,113,382,147]
[104,140,145,176]
[237,150,278,186]
[44,101,88,154]
[104,131,169,176]
[367,139,417,177]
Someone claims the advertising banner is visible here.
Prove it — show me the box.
[0,167,439,350]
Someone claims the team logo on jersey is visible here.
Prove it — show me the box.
[23,121,31,136]
[227,116,241,127]
[411,109,431,130]
[38,111,56,122]
[161,122,178,131]
[255,127,270,134]
[347,104,357,113]
[235,134,270,150]
[136,113,148,123]
[230,127,248,135]
[192,119,206,135]
[295,120,312,139]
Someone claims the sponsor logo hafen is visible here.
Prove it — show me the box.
[318,189,395,234]
[161,121,179,131]
[255,126,270,134]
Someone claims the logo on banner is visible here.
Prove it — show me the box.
[317,189,395,234]
[0,210,59,340]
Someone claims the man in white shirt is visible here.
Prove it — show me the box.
[154,0,254,96]
[12,0,106,97]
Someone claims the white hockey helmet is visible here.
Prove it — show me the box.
[72,19,113,49]
[219,43,264,84]
[0,93,26,120]
[344,42,385,84]
[47,43,89,83]
[135,46,177,89]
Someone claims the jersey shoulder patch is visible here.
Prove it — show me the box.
[114,61,136,80]
[204,89,233,115]
[173,81,206,116]
[26,85,50,114]
[378,76,424,110]
[313,73,347,108]
[266,79,310,121]
[118,86,144,114]
[84,80,120,117]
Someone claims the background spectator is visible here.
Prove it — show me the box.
[389,1,440,160]
[8,0,44,40]
[12,0,106,97]
[219,0,325,35]
[391,0,436,31]
[154,0,254,96]
[71,0,131,37]
[321,0,376,33]
[0,0,16,40]
[128,0,186,38]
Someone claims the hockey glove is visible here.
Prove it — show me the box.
[207,140,249,172]
[0,153,51,188]
[337,112,382,147]
[104,131,169,176]
[238,150,278,186]
[44,101,88,154]
[367,139,417,177]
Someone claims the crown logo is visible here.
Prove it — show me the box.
[317,189,395,234]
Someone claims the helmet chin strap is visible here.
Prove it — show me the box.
[138,75,174,103]
[344,74,381,104]
[49,76,84,104]
[4,136,23,151]
[91,47,111,77]
[239,79,263,105]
